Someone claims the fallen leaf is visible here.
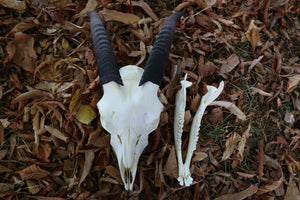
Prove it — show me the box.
[215,184,258,200]
[11,89,54,104]
[284,176,300,200]
[245,20,263,51]
[37,143,51,162]
[208,107,224,123]
[0,183,14,193]
[284,111,295,124]
[131,1,158,21]
[5,32,37,72]
[248,55,264,72]
[69,89,81,114]
[210,101,246,120]
[221,132,241,161]
[237,124,251,161]
[0,164,12,173]
[256,155,284,196]
[286,74,300,92]
[105,166,122,183]
[75,105,96,125]
[0,0,26,13]
[45,125,69,142]
[79,151,95,186]
[220,54,240,73]
[100,9,140,24]
[0,122,3,145]
[78,0,97,16]
[17,164,50,180]
[199,61,216,78]
[192,151,208,162]
[26,179,41,194]
[251,87,273,97]
[163,146,178,178]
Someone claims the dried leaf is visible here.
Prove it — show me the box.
[286,74,300,92]
[251,87,273,97]
[163,146,178,178]
[17,164,50,180]
[192,152,208,162]
[5,32,37,72]
[199,61,216,78]
[78,0,97,16]
[210,101,246,120]
[105,166,122,183]
[215,184,258,200]
[0,0,26,13]
[284,111,295,124]
[237,124,251,161]
[100,9,140,24]
[69,89,81,113]
[256,155,284,195]
[284,176,300,200]
[221,132,241,161]
[12,89,54,104]
[75,105,96,125]
[208,107,224,123]
[245,20,263,51]
[0,164,12,173]
[220,54,240,73]
[26,179,41,194]
[0,183,14,193]
[45,125,69,142]
[131,1,158,21]
[37,143,51,162]
[79,151,94,186]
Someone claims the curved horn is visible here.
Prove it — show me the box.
[88,11,123,85]
[139,12,182,86]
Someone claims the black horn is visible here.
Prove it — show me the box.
[88,11,123,85]
[139,12,182,86]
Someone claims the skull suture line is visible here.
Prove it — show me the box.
[88,11,182,191]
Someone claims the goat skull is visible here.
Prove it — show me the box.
[88,11,182,190]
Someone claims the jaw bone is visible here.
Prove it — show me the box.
[88,11,182,190]
[174,74,224,186]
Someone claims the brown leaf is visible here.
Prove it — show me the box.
[17,164,50,180]
[221,132,241,162]
[199,61,216,78]
[5,32,37,72]
[284,176,300,200]
[286,74,300,92]
[45,125,69,142]
[37,143,51,162]
[245,20,263,51]
[100,9,140,24]
[0,183,14,193]
[79,151,94,186]
[208,107,224,123]
[105,166,122,184]
[220,54,240,73]
[210,101,246,120]
[0,0,26,13]
[26,179,41,194]
[12,89,54,104]
[192,151,208,162]
[215,184,258,200]
[0,122,3,145]
[256,155,284,196]
[78,0,97,16]
[131,1,158,21]
[163,146,178,178]
[237,124,251,161]
[0,164,12,173]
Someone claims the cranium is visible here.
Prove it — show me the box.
[88,11,182,190]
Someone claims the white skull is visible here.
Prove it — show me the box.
[88,11,182,190]
[98,65,163,190]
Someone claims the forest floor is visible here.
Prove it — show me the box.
[0,0,299,199]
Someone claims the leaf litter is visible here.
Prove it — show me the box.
[0,0,299,199]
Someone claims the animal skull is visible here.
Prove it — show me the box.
[88,11,182,190]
